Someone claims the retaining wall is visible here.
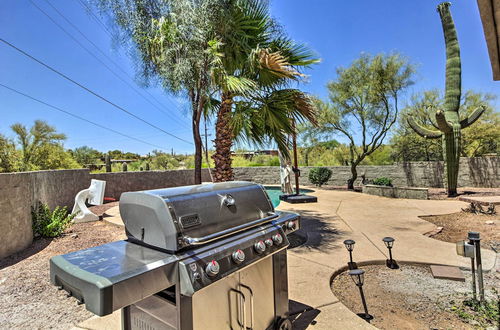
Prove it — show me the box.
[0,156,497,259]
[233,157,499,188]
[0,169,210,259]
[362,185,429,200]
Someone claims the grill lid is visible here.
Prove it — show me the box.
[119,181,275,252]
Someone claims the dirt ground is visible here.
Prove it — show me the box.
[332,264,499,330]
[421,211,500,251]
[0,220,126,330]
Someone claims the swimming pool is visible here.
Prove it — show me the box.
[264,186,314,207]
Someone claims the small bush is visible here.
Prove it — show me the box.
[31,202,75,238]
[451,294,499,328]
[309,167,332,187]
[372,177,392,187]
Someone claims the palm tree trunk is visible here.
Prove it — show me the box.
[212,92,234,182]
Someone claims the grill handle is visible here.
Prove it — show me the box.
[229,288,246,330]
[182,213,279,246]
[239,284,254,330]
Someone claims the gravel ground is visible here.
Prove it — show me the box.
[0,221,126,330]
[332,263,500,330]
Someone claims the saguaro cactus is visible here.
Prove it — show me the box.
[407,2,485,196]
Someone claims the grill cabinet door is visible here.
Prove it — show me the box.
[191,256,275,330]
[238,256,275,330]
[191,272,241,329]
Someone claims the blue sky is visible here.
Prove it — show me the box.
[1,0,498,155]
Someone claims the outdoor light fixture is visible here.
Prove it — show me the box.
[349,269,373,321]
[468,232,485,302]
[343,239,357,269]
[382,237,399,269]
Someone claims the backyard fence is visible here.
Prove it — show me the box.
[0,156,497,259]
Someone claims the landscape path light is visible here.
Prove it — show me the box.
[382,237,399,269]
[349,269,373,321]
[468,232,485,302]
[343,239,357,269]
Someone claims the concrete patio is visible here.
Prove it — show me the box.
[77,189,497,330]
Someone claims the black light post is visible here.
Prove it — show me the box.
[343,239,357,270]
[382,237,399,269]
[349,269,373,321]
[468,232,485,302]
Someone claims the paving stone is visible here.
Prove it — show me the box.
[430,265,465,282]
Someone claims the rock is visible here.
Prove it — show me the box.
[484,220,494,225]
[71,234,78,239]
[424,226,443,237]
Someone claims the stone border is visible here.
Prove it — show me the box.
[362,185,429,200]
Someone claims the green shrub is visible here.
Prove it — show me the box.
[309,167,332,187]
[372,177,392,187]
[31,202,75,238]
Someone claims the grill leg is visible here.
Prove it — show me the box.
[273,250,289,319]
[121,306,131,330]
[178,286,194,330]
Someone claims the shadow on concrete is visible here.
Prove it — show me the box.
[0,237,51,270]
[289,210,346,252]
[288,300,321,329]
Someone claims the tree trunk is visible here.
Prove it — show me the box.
[347,163,358,190]
[192,106,203,185]
[212,92,234,182]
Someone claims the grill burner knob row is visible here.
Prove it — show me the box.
[232,249,245,264]
[272,233,283,245]
[205,260,220,277]
[254,240,266,254]
[286,221,296,230]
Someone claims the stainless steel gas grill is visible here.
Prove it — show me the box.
[50,181,300,330]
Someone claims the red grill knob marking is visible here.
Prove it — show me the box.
[205,260,220,277]
[232,249,245,264]
[272,233,283,245]
[254,240,266,254]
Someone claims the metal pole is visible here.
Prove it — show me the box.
[470,256,477,301]
[474,238,485,302]
[292,120,300,195]
[388,248,393,265]
[349,251,353,264]
[358,286,369,317]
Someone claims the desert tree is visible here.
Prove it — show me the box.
[94,0,224,184]
[313,53,414,189]
[0,134,19,173]
[11,120,68,171]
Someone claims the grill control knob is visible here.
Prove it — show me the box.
[254,240,266,254]
[272,233,283,245]
[264,238,273,247]
[232,249,245,264]
[286,221,296,230]
[205,260,220,277]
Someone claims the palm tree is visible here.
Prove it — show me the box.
[209,1,319,181]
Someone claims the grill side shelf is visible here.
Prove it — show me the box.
[49,241,179,316]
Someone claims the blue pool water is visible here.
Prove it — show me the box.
[264,186,314,207]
